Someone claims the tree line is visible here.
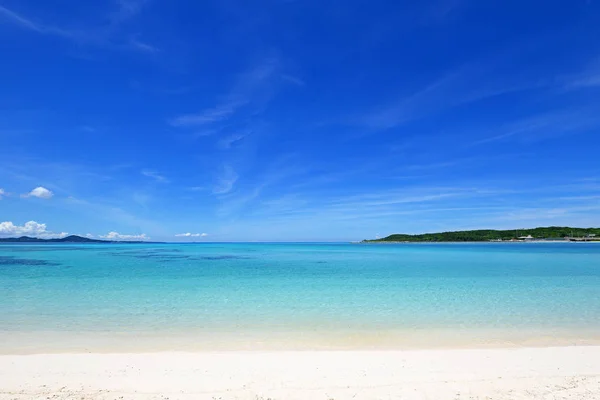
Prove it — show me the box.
[365,227,600,242]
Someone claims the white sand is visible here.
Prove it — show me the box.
[2,347,600,399]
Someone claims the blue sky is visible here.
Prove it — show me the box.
[1,0,600,241]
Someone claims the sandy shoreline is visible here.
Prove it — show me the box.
[3,326,600,355]
[2,347,600,399]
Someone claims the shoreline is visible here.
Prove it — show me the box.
[2,347,599,399]
[360,240,600,243]
[3,326,600,355]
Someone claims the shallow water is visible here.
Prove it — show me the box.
[1,242,599,352]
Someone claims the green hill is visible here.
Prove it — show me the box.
[364,227,600,242]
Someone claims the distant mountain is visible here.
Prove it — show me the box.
[364,227,600,242]
[0,235,151,243]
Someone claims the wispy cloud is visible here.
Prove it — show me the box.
[132,192,152,208]
[359,47,600,140]
[169,57,281,128]
[557,195,600,201]
[0,5,38,30]
[324,188,471,210]
[170,100,245,127]
[213,158,314,218]
[216,187,263,218]
[188,129,220,139]
[0,188,5,199]
[0,2,154,52]
[215,182,478,224]
[421,0,463,24]
[359,66,543,131]
[0,5,75,38]
[354,38,561,133]
[80,126,96,133]
[237,181,600,235]
[218,131,250,149]
[406,161,462,171]
[213,165,239,195]
[129,38,159,53]
[64,196,165,235]
[110,0,148,25]
[141,169,169,183]
[473,109,600,145]
[568,74,600,89]
[563,56,600,89]
[484,205,600,223]
[281,74,306,87]
[187,186,207,192]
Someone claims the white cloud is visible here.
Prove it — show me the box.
[100,231,150,241]
[85,233,94,238]
[0,188,5,199]
[0,221,68,238]
[141,169,169,183]
[175,233,208,237]
[23,186,54,199]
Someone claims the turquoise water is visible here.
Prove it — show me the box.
[1,243,599,352]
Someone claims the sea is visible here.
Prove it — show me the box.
[1,242,599,353]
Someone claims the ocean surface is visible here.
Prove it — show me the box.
[1,242,599,353]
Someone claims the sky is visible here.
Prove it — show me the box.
[1,0,600,242]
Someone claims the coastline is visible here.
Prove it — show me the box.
[360,240,600,244]
[2,347,600,399]
[3,326,600,354]
[3,242,600,398]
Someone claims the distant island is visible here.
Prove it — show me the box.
[363,227,600,243]
[0,235,154,244]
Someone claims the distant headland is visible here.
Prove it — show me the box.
[0,235,157,244]
[363,227,600,243]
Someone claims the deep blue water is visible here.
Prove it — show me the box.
[1,242,599,351]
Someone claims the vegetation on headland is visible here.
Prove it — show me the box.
[364,227,600,243]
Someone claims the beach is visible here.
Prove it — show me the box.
[2,243,600,398]
[2,347,600,399]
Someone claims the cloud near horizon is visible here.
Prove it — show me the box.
[0,221,68,238]
[175,232,208,237]
[100,232,150,241]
